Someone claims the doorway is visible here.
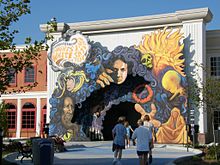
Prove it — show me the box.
[102,102,141,140]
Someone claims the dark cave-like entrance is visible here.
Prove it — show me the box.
[76,75,148,141]
[102,101,141,140]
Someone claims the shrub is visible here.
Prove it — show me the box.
[204,145,220,160]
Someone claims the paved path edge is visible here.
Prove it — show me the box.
[165,146,203,165]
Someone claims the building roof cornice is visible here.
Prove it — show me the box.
[40,7,213,34]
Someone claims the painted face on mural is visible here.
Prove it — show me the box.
[162,70,185,101]
[113,59,128,84]
[150,108,157,118]
[62,97,75,129]
[63,97,74,114]
[171,110,179,119]
[66,78,75,91]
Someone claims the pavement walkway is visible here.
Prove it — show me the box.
[4,141,201,165]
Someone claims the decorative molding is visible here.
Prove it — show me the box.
[0,44,47,53]
[176,8,212,23]
[40,8,212,35]
[1,91,47,99]
[40,23,69,33]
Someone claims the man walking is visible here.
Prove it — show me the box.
[112,116,127,165]
[132,119,151,165]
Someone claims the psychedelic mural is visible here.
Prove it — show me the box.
[48,28,189,143]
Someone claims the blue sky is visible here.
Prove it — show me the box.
[13,0,220,44]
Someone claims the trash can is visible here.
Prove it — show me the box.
[32,138,54,165]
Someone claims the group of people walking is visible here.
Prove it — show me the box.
[112,115,155,165]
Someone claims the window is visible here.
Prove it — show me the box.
[210,57,220,77]
[214,110,220,130]
[8,68,16,85]
[22,102,35,129]
[6,103,16,129]
[25,66,35,83]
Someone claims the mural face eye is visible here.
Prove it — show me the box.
[63,104,73,114]
[142,58,146,63]
[121,68,125,72]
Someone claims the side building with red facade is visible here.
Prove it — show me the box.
[0,48,47,138]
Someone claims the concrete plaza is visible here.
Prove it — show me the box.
[4,141,201,165]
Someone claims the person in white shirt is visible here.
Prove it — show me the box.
[143,114,155,164]
[132,119,151,165]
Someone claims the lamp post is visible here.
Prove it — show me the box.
[186,124,189,152]
[185,116,189,152]
[190,109,195,148]
[0,127,3,165]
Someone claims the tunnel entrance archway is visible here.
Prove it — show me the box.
[102,101,141,140]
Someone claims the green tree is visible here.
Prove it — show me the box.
[0,102,8,136]
[188,63,220,159]
[0,0,56,135]
[202,75,220,160]
[0,0,56,95]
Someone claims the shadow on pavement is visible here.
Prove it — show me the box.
[53,157,174,165]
